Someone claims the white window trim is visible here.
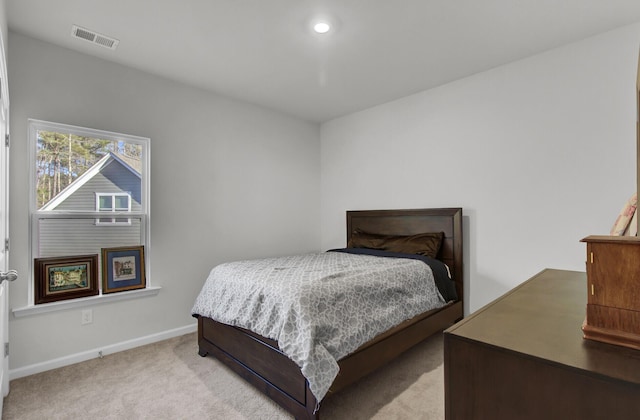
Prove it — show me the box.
[28,119,152,309]
[12,287,161,317]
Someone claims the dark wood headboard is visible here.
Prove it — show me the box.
[346,208,463,303]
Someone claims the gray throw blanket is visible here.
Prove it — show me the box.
[191,252,446,402]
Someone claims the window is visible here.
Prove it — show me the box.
[29,119,150,304]
[96,192,132,225]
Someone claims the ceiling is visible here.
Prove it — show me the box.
[7,1,640,123]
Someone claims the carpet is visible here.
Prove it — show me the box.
[3,332,445,419]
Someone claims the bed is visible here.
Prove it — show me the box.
[193,208,463,419]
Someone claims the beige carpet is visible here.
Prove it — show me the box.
[2,332,445,419]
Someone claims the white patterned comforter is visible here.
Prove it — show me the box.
[191,251,446,402]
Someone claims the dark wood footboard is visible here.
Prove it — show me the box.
[198,316,319,419]
[197,299,462,419]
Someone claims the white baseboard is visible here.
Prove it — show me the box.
[9,323,197,380]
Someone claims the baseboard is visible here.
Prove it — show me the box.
[9,323,197,380]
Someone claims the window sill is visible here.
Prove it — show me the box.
[12,286,161,318]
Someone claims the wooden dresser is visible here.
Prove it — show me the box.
[444,269,640,420]
[581,235,640,349]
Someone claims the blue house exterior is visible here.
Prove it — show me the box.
[38,152,143,258]
[41,152,141,212]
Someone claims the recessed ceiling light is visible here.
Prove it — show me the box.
[313,22,331,34]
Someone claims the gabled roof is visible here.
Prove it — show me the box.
[40,152,141,210]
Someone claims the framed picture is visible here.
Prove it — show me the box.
[101,246,146,294]
[34,255,99,304]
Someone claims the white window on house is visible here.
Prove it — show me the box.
[29,119,150,304]
[96,192,132,225]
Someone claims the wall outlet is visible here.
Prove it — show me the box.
[81,309,93,325]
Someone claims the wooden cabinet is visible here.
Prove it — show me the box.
[581,235,640,350]
[444,269,640,420]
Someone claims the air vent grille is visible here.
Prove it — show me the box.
[71,25,119,50]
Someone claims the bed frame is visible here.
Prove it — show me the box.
[197,208,463,419]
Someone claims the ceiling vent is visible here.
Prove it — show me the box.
[71,25,119,50]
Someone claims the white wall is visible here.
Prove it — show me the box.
[7,32,321,371]
[321,23,640,314]
[7,17,640,375]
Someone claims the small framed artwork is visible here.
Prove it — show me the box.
[101,246,146,294]
[34,255,99,304]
